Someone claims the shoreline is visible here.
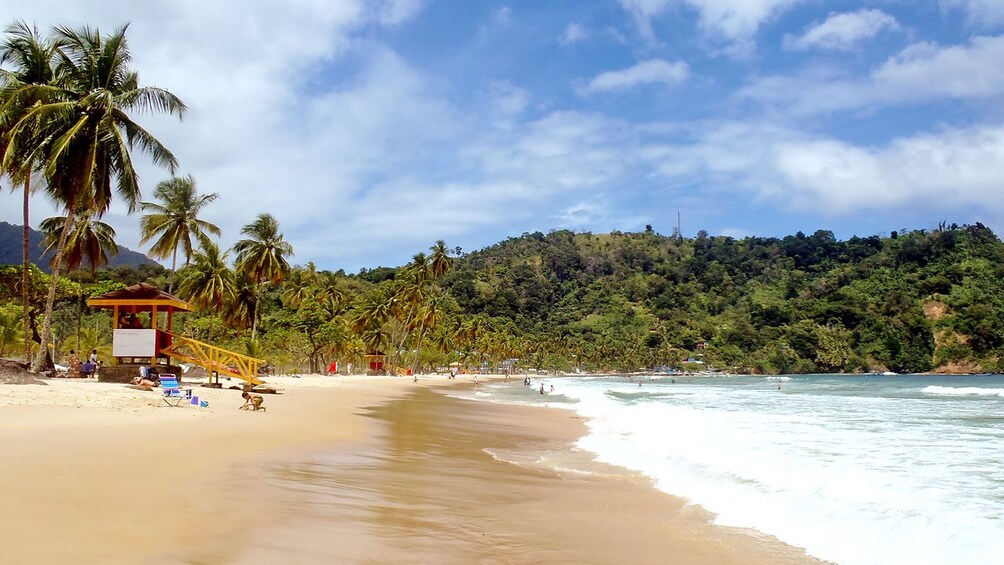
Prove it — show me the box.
[0,373,822,564]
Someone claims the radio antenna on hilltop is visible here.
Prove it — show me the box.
[677,210,682,241]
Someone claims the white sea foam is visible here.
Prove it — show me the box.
[553,376,1004,565]
[922,385,1004,397]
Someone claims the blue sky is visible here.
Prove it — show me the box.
[2,0,1004,271]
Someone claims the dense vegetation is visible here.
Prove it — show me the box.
[3,222,1002,375]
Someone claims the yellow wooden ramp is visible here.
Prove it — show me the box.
[160,334,265,386]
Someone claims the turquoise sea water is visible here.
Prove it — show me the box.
[465,374,1004,565]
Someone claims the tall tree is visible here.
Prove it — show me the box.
[39,212,118,274]
[40,211,118,352]
[233,213,293,340]
[429,239,453,278]
[0,20,59,362]
[2,23,185,372]
[139,174,220,292]
[176,240,235,313]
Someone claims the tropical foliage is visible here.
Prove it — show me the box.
[0,22,185,371]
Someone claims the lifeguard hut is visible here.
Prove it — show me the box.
[365,352,386,374]
[87,283,265,386]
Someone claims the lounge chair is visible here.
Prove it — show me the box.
[159,374,192,407]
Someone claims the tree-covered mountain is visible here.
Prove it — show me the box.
[4,222,1001,375]
[0,221,156,272]
[437,223,1004,374]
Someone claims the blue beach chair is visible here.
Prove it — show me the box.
[159,374,192,407]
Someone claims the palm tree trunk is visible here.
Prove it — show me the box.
[394,309,415,368]
[30,209,76,373]
[75,278,83,351]
[410,322,427,376]
[250,297,258,342]
[21,176,31,363]
[169,247,178,294]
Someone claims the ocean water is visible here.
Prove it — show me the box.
[466,374,1004,565]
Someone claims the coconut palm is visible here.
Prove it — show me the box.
[410,293,446,376]
[40,211,117,351]
[224,271,257,331]
[0,20,60,361]
[139,175,220,292]
[233,213,293,340]
[429,239,453,279]
[281,262,320,308]
[2,24,185,372]
[39,212,118,274]
[177,241,235,313]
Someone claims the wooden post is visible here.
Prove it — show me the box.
[112,305,119,365]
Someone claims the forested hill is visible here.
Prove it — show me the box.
[439,223,1004,374]
[0,221,155,272]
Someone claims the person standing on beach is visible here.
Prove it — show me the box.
[67,350,80,377]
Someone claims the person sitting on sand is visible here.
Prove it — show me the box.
[131,376,157,388]
[240,391,266,411]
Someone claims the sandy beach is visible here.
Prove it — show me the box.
[0,373,822,564]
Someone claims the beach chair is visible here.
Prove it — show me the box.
[159,374,192,407]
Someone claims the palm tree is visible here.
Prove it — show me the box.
[40,211,117,351]
[139,175,220,292]
[410,293,445,376]
[0,21,60,362]
[281,262,320,308]
[2,24,185,372]
[233,213,293,340]
[429,239,453,279]
[177,241,235,313]
[39,212,118,274]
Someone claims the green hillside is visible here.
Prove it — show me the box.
[438,223,1003,374]
[3,223,1001,375]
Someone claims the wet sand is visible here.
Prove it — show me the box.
[217,387,824,564]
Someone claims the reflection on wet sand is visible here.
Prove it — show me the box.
[226,387,821,565]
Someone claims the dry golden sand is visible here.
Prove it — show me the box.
[0,374,824,564]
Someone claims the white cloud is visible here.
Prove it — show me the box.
[466,111,636,191]
[943,0,1004,26]
[785,9,900,51]
[486,80,530,117]
[642,120,1004,216]
[618,0,805,52]
[0,0,437,269]
[741,35,1004,115]
[579,59,689,94]
[376,0,426,25]
[559,22,589,46]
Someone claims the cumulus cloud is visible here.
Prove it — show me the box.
[784,9,900,51]
[559,22,589,46]
[486,80,530,117]
[741,35,1004,115]
[943,0,1004,26]
[619,0,806,52]
[579,59,689,94]
[642,120,1004,216]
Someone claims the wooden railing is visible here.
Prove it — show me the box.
[160,334,265,386]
